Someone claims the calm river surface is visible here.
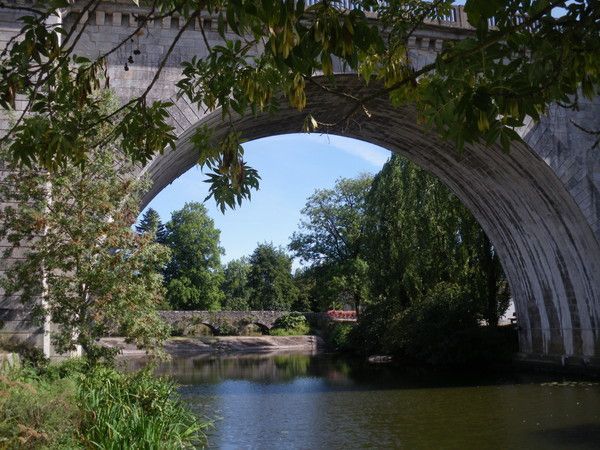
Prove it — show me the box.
[142,353,600,449]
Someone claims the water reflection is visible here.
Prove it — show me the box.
[124,354,600,449]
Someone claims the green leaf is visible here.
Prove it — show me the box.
[464,0,504,23]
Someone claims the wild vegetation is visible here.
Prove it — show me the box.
[292,155,513,363]
[0,357,206,449]
[270,313,311,336]
[0,94,170,361]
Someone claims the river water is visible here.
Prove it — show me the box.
[144,353,600,449]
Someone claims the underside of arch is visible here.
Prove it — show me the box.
[247,322,271,333]
[141,75,600,361]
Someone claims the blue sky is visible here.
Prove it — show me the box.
[140,134,390,264]
[139,0,477,263]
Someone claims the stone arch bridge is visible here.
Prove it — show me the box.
[159,310,325,335]
[1,2,599,367]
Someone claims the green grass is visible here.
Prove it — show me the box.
[269,324,310,336]
[79,367,206,449]
[0,366,81,449]
[0,359,207,449]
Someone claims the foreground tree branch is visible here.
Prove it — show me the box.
[0,0,598,209]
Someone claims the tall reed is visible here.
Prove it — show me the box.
[79,366,206,449]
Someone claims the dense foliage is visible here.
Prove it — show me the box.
[1,1,597,210]
[246,243,299,310]
[289,155,511,362]
[79,366,205,449]
[136,208,167,244]
[0,359,206,449]
[0,364,80,448]
[289,176,372,313]
[381,283,516,365]
[270,312,310,336]
[357,156,511,362]
[290,175,372,264]
[0,101,170,358]
[221,257,252,310]
[322,322,356,352]
[162,202,225,310]
[135,208,302,313]
[364,154,509,325]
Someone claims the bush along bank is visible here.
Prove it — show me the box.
[269,313,311,336]
[347,284,519,367]
[321,321,357,353]
[0,353,207,449]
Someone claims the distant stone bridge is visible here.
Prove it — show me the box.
[159,310,326,335]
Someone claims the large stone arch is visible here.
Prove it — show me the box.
[2,3,599,364]
[141,75,600,363]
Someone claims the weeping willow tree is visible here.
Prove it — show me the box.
[356,154,511,361]
[365,154,510,320]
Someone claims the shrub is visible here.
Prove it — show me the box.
[350,300,401,356]
[384,282,509,365]
[214,321,240,336]
[324,322,356,352]
[41,357,89,381]
[170,320,186,337]
[0,360,207,449]
[271,313,310,335]
[0,366,81,449]
[0,338,49,369]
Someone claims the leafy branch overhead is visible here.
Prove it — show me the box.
[1,0,599,210]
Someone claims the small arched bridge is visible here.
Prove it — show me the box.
[159,310,326,335]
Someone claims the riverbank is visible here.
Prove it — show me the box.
[102,335,324,357]
[0,358,205,449]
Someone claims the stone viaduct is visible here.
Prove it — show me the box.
[1,1,599,367]
[159,310,326,335]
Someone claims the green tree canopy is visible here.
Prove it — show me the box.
[289,175,372,264]
[247,243,298,311]
[364,154,509,324]
[292,267,321,312]
[221,257,251,311]
[163,202,224,310]
[355,153,510,360]
[2,1,597,210]
[365,154,466,308]
[289,175,373,312]
[0,138,170,360]
[136,208,167,244]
